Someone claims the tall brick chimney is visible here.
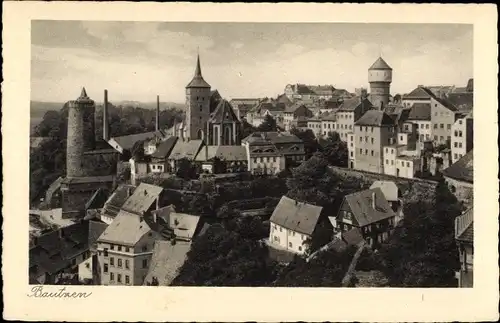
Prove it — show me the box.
[156,95,160,131]
[103,89,110,141]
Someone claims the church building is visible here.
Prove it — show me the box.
[181,54,241,146]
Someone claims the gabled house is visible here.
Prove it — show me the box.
[96,183,166,286]
[149,136,179,173]
[336,97,374,141]
[283,103,313,131]
[335,188,397,249]
[442,149,473,205]
[269,196,333,255]
[455,207,473,287]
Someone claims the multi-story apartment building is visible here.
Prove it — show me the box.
[320,112,337,137]
[406,102,432,144]
[97,183,165,286]
[401,85,435,108]
[241,132,305,174]
[352,110,397,173]
[229,98,261,120]
[306,117,322,138]
[451,112,473,164]
[335,97,374,141]
[283,103,313,131]
[430,96,458,146]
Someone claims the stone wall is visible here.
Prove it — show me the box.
[329,166,438,204]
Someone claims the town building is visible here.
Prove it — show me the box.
[334,188,397,249]
[401,86,435,108]
[406,102,432,145]
[451,112,473,164]
[246,100,287,127]
[335,97,374,141]
[284,84,336,102]
[100,184,136,225]
[195,145,248,173]
[368,57,393,110]
[206,99,241,146]
[442,149,473,205]
[319,112,338,137]
[382,123,421,179]
[148,136,179,173]
[351,110,397,173]
[454,207,473,288]
[369,180,403,226]
[430,96,458,146]
[165,139,204,173]
[306,117,323,138]
[283,102,313,131]
[242,132,305,174]
[268,196,333,255]
[29,220,98,284]
[229,98,261,120]
[97,183,165,286]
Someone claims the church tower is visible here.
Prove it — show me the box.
[368,57,392,110]
[185,53,211,140]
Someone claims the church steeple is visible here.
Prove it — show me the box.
[186,52,211,88]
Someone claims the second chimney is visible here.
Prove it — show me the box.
[371,192,376,209]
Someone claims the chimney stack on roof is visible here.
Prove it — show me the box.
[371,192,376,209]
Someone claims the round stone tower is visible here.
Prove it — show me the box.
[185,53,211,141]
[66,87,96,178]
[368,57,392,110]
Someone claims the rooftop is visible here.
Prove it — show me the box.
[97,210,153,246]
[242,131,302,145]
[369,181,400,202]
[168,212,202,241]
[443,149,473,183]
[407,103,431,121]
[355,110,395,127]
[344,188,396,227]
[338,97,373,112]
[121,182,163,215]
[150,136,178,159]
[195,145,248,162]
[369,57,392,70]
[168,139,204,160]
[210,99,239,123]
[186,54,211,88]
[101,184,136,219]
[109,132,158,152]
[270,196,323,236]
[455,207,473,243]
[143,240,191,286]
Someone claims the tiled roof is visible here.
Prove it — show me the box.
[403,86,436,100]
[101,184,135,219]
[342,228,364,246]
[319,111,337,121]
[210,99,239,123]
[276,94,293,105]
[443,149,473,183]
[338,97,373,112]
[285,102,306,113]
[121,182,163,215]
[446,92,473,113]
[408,103,431,121]
[195,145,248,162]
[433,96,458,112]
[62,175,114,185]
[270,196,323,235]
[344,188,396,227]
[151,136,178,159]
[110,132,158,151]
[455,207,473,242]
[242,131,302,145]
[98,210,153,245]
[30,221,90,277]
[186,54,211,88]
[168,212,202,241]
[355,110,395,127]
[369,181,400,202]
[89,220,108,247]
[332,89,353,98]
[168,139,204,160]
[143,240,191,286]
[369,57,392,70]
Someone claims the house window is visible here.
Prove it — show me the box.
[104,264,108,273]
[459,142,463,148]
[142,259,148,269]
[385,159,388,164]
[440,124,444,129]
[407,162,410,167]
[289,242,293,248]
[440,136,444,141]
[125,247,130,252]
[426,124,430,129]
[359,149,362,154]
[125,260,130,269]
[142,245,147,252]
[110,257,114,266]
[454,142,458,148]
[104,248,108,257]
[298,246,302,251]
[110,272,114,281]
[279,227,282,232]
[350,152,353,157]
[117,245,122,251]
[459,131,463,137]
[371,150,374,156]
[125,275,130,284]
[434,124,437,129]
[110,244,114,250]
[454,153,458,159]
[360,137,363,142]
[371,138,374,144]
[117,274,122,283]
[391,160,394,165]
[118,259,122,268]
[447,124,451,130]
[365,149,368,155]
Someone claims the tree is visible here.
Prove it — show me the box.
[285,153,340,207]
[378,180,461,287]
[257,115,278,132]
[175,158,197,180]
[319,131,348,167]
[290,128,320,157]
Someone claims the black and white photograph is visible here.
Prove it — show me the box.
[28,20,476,288]
[2,2,498,322]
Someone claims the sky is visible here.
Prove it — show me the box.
[31,21,473,103]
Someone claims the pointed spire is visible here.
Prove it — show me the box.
[194,52,202,78]
[80,87,88,98]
